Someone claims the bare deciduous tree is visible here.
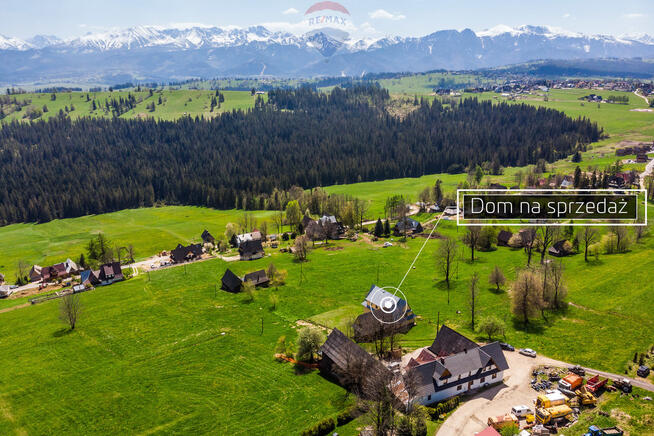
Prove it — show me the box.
[522,227,537,266]
[293,235,309,262]
[59,293,82,330]
[547,261,567,309]
[489,266,506,291]
[580,226,599,262]
[537,226,559,264]
[436,237,458,302]
[511,269,543,325]
[462,226,481,261]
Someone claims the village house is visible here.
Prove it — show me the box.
[394,217,423,236]
[320,328,393,387]
[405,326,509,405]
[201,229,215,245]
[243,269,269,287]
[170,243,204,264]
[304,215,345,240]
[239,239,265,261]
[221,269,242,293]
[353,310,415,342]
[80,262,124,287]
[497,230,513,247]
[235,231,263,247]
[29,258,79,283]
[362,285,416,323]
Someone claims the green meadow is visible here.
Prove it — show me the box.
[0,89,260,123]
[1,207,654,434]
[0,207,277,282]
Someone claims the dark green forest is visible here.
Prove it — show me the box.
[0,86,600,225]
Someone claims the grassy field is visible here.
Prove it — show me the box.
[0,206,278,282]
[1,207,654,433]
[0,89,260,123]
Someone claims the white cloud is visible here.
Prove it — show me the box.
[623,13,646,19]
[369,9,406,21]
[283,8,299,15]
[562,13,571,19]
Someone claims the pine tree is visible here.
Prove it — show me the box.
[383,219,391,237]
[374,218,384,237]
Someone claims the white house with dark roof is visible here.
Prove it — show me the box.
[405,326,509,405]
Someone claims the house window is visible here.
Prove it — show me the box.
[481,377,485,383]
[492,373,497,379]
[427,395,431,401]
[457,385,462,391]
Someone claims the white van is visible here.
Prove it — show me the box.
[510,405,531,418]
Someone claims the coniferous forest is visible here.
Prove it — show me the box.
[0,86,600,225]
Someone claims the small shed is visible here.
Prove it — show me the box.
[221,269,243,293]
[548,240,571,257]
[243,270,270,287]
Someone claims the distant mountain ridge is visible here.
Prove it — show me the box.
[1,24,653,85]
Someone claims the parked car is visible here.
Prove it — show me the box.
[511,405,531,418]
[383,242,393,247]
[500,342,515,351]
[519,348,537,358]
[637,365,650,378]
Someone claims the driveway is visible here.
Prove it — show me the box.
[436,352,654,435]
[436,352,566,435]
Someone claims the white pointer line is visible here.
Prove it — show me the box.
[397,212,446,290]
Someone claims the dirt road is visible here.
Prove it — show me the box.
[640,156,654,189]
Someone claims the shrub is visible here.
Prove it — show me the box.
[300,417,335,436]
[336,408,355,426]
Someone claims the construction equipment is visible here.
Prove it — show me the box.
[488,413,519,430]
[611,378,633,393]
[583,425,624,436]
[535,391,567,408]
[559,373,583,391]
[569,365,586,376]
[535,404,574,424]
[575,386,598,406]
[586,374,608,394]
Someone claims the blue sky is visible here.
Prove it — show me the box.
[1,0,650,39]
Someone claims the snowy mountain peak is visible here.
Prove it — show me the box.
[476,24,583,39]
[0,34,32,50]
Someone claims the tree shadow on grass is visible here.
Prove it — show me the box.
[53,328,74,337]
[293,364,316,375]
[511,318,546,335]
[488,286,504,295]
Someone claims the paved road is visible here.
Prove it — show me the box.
[436,352,654,435]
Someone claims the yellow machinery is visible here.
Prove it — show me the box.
[535,405,574,424]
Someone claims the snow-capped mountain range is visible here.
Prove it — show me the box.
[1,24,653,84]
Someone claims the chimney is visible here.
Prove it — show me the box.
[464,348,467,354]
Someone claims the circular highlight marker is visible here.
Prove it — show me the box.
[369,285,408,325]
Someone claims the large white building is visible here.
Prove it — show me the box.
[406,326,509,405]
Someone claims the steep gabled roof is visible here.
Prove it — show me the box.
[320,328,391,378]
[221,268,243,292]
[428,325,478,357]
[201,229,215,242]
[239,239,264,255]
[479,342,509,371]
[243,269,269,286]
